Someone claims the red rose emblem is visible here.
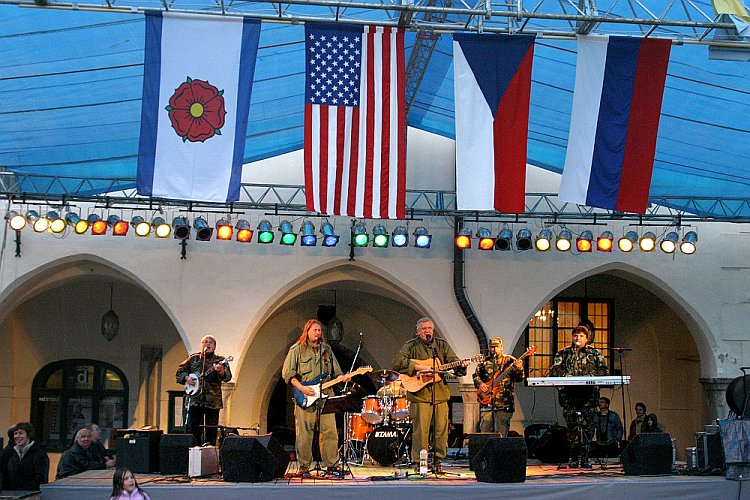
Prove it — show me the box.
[165,77,227,143]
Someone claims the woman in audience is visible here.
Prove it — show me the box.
[4,422,49,491]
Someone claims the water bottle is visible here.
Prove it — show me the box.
[419,448,428,476]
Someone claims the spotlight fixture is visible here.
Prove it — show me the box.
[660,231,679,254]
[576,230,593,252]
[516,228,533,251]
[680,231,697,255]
[5,211,26,231]
[413,227,432,249]
[321,221,340,247]
[46,211,66,234]
[535,229,553,252]
[89,214,107,236]
[152,217,171,238]
[193,216,213,241]
[29,211,49,233]
[477,227,494,251]
[455,227,472,249]
[495,228,512,251]
[556,229,573,252]
[131,216,152,237]
[392,226,408,248]
[235,219,253,243]
[215,218,233,241]
[257,220,274,244]
[597,231,614,252]
[107,215,129,236]
[639,231,656,252]
[352,223,369,247]
[172,216,190,240]
[618,231,638,252]
[372,224,389,248]
[279,220,297,246]
[300,220,317,247]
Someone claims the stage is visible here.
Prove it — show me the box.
[41,458,742,500]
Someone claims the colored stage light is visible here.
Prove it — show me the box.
[618,231,638,252]
[321,221,340,247]
[639,232,656,252]
[235,219,253,243]
[89,214,107,236]
[301,220,317,247]
[352,223,369,247]
[516,229,533,251]
[556,229,572,252]
[392,226,408,248]
[680,231,698,255]
[279,220,297,245]
[193,217,213,241]
[413,227,431,249]
[257,220,274,244]
[63,213,82,232]
[131,216,151,237]
[45,211,65,234]
[152,217,171,238]
[660,231,679,254]
[597,231,614,252]
[455,227,472,249]
[29,211,49,233]
[5,211,26,231]
[172,216,190,240]
[107,215,129,236]
[535,229,552,251]
[216,218,233,241]
[495,228,512,251]
[477,227,494,251]
[576,230,593,252]
[372,224,389,248]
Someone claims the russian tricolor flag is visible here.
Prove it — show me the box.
[559,35,671,214]
[454,34,535,213]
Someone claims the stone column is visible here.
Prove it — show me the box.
[699,378,734,423]
[221,382,237,426]
[460,382,479,442]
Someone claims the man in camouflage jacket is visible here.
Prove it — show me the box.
[176,335,232,446]
[473,337,524,436]
[549,325,608,469]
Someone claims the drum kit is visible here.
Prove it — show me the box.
[346,369,412,466]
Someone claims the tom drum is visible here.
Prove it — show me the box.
[361,396,383,424]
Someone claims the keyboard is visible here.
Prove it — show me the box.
[527,376,630,386]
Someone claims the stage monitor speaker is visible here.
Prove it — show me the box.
[221,434,290,482]
[696,432,725,472]
[116,429,162,473]
[473,437,527,483]
[467,433,497,471]
[159,434,196,475]
[620,432,672,475]
[531,425,569,464]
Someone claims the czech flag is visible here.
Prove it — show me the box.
[559,35,671,214]
[454,34,535,213]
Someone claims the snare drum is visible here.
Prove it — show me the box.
[348,413,373,442]
[390,395,410,420]
[361,396,383,424]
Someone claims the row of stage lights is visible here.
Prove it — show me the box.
[4,210,433,249]
[455,227,698,255]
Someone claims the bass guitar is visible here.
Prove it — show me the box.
[400,355,484,393]
[293,366,373,409]
[476,346,536,405]
[184,356,233,396]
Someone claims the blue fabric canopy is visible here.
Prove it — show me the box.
[0,4,748,215]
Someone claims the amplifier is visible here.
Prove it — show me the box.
[117,429,162,473]
[695,432,724,471]
[189,446,220,477]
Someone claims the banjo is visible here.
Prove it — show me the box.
[184,356,233,395]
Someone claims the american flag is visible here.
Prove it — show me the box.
[304,22,406,219]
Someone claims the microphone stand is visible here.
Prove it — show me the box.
[199,348,208,446]
[310,341,326,477]
[429,344,438,474]
[611,347,632,447]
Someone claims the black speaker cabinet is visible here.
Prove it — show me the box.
[467,433,497,471]
[531,425,569,464]
[696,432,725,471]
[473,437,527,483]
[221,434,290,482]
[159,434,196,475]
[117,429,162,473]
[620,432,672,475]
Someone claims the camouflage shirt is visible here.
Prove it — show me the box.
[549,345,608,410]
[176,352,232,409]
[473,355,524,410]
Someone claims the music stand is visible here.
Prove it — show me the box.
[323,392,362,479]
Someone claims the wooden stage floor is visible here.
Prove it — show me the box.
[41,457,742,500]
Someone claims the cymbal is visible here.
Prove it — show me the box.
[369,369,400,382]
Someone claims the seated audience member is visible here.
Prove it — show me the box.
[56,427,115,479]
[110,468,150,500]
[642,413,661,433]
[86,423,114,461]
[5,422,49,491]
[628,402,647,441]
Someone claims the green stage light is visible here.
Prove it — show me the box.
[352,223,369,247]
[372,224,389,248]
[279,220,297,245]
[257,220,274,244]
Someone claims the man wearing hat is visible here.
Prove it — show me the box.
[473,337,524,436]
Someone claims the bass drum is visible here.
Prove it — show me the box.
[727,374,750,417]
[366,424,403,466]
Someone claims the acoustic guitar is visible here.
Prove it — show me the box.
[400,355,484,393]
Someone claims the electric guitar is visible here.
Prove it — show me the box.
[292,366,373,409]
[400,355,484,393]
[476,346,536,405]
[184,356,233,396]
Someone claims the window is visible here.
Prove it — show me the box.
[526,299,614,376]
[31,359,128,452]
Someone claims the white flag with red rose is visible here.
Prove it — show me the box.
[137,13,261,202]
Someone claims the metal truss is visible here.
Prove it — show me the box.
[0,0,744,46]
[2,173,748,223]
